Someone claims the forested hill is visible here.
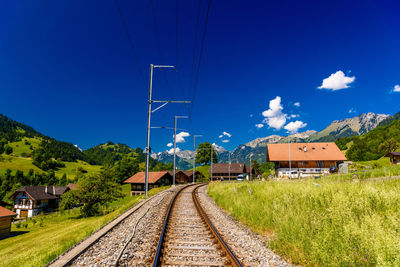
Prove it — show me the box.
[378,111,400,127]
[83,142,147,166]
[336,112,400,161]
[0,114,43,142]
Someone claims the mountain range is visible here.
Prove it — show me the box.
[152,112,391,168]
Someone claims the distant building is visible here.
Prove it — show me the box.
[210,163,247,180]
[124,171,173,195]
[181,171,204,183]
[0,206,16,238]
[167,171,190,184]
[266,142,347,178]
[385,152,400,165]
[9,186,69,218]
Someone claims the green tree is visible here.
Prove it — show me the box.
[195,142,218,165]
[378,138,399,155]
[4,145,12,155]
[60,172,124,216]
[59,190,80,211]
[60,173,68,186]
[251,160,261,174]
[260,162,275,174]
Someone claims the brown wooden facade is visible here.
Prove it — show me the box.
[278,160,337,168]
[0,206,16,238]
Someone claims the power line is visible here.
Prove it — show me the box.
[148,0,175,98]
[189,0,212,127]
[114,0,147,88]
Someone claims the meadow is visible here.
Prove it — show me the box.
[208,178,400,266]
[0,185,168,267]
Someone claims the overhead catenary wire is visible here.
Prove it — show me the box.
[114,0,147,88]
[148,0,175,98]
[188,0,212,132]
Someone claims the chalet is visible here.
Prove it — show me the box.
[266,142,347,178]
[9,186,69,218]
[0,206,16,238]
[385,152,400,165]
[210,163,247,180]
[167,171,190,184]
[182,171,204,183]
[124,171,173,195]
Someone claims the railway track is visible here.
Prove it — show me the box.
[152,184,243,267]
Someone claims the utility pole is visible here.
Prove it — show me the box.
[210,143,213,181]
[249,153,253,180]
[228,152,231,181]
[289,135,291,180]
[192,135,203,184]
[173,115,188,187]
[144,64,190,197]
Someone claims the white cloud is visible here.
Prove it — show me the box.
[218,134,223,138]
[262,96,286,130]
[167,147,181,154]
[167,142,173,147]
[393,84,400,92]
[221,131,232,138]
[74,144,82,152]
[348,108,356,114]
[318,70,355,90]
[284,120,307,133]
[294,102,300,107]
[221,140,229,143]
[289,114,299,118]
[255,123,264,128]
[173,131,190,143]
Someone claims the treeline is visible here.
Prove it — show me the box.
[335,118,400,161]
[83,142,145,166]
[0,169,67,202]
[0,114,43,142]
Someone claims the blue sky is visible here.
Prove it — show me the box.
[1,0,400,153]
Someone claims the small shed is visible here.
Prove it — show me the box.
[385,152,400,165]
[0,206,17,238]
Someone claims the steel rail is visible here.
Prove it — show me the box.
[152,183,243,267]
[192,184,243,267]
[152,184,191,267]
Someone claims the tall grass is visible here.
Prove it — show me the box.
[208,180,400,266]
[0,185,168,267]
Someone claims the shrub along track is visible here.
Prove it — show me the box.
[152,184,243,266]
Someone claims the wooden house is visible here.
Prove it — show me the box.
[385,152,400,165]
[0,206,16,238]
[182,171,204,183]
[267,142,347,178]
[210,163,247,180]
[167,171,190,184]
[9,186,69,218]
[124,171,173,195]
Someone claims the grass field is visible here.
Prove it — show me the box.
[326,157,400,181]
[208,179,400,266]
[7,137,41,157]
[0,154,102,181]
[0,184,168,267]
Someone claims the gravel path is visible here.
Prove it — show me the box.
[70,187,178,266]
[197,185,291,267]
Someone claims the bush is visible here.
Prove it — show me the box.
[4,145,13,155]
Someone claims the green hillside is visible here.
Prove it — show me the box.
[335,113,400,161]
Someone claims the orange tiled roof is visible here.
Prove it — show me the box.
[267,142,347,161]
[0,206,17,217]
[123,171,171,184]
